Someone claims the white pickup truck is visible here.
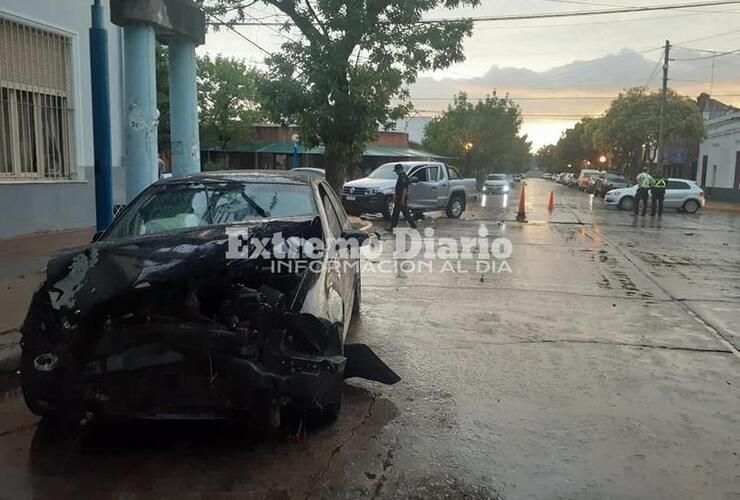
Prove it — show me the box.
[341,161,478,220]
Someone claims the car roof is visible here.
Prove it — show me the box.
[380,161,442,167]
[154,170,318,186]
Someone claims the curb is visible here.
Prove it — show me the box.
[0,330,21,373]
[703,205,740,213]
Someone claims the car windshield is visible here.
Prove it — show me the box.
[368,163,411,179]
[104,182,317,240]
[487,174,507,181]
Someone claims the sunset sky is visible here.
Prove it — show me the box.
[200,0,740,149]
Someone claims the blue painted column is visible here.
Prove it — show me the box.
[123,24,158,201]
[168,38,201,176]
[89,0,113,229]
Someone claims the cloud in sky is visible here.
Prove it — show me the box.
[408,46,740,148]
[199,1,740,150]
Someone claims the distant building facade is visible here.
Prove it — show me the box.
[201,126,448,176]
[696,94,740,202]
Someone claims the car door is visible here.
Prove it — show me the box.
[440,165,458,206]
[317,183,352,334]
[665,180,691,208]
[407,165,439,209]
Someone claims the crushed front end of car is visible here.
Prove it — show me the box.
[20,219,396,424]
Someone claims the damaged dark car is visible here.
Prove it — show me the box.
[21,171,398,426]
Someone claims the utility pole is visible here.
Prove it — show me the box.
[656,39,670,173]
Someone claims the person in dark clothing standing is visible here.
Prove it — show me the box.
[651,171,667,216]
[387,164,417,230]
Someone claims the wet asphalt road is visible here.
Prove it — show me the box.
[1,179,739,500]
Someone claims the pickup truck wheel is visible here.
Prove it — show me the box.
[446,194,465,219]
[617,196,634,211]
[382,196,395,221]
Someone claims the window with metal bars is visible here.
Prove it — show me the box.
[0,17,74,179]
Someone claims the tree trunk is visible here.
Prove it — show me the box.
[324,142,349,192]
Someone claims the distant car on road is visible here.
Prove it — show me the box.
[483,173,510,194]
[512,174,524,182]
[578,169,601,192]
[593,172,628,196]
[604,178,705,213]
[543,173,553,180]
[342,161,477,220]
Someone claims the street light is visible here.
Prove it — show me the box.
[599,155,607,168]
[463,141,474,152]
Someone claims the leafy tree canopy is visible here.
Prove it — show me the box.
[538,88,705,177]
[423,92,532,180]
[206,0,479,189]
[156,46,262,152]
[198,55,263,150]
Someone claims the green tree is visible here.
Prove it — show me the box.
[198,55,262,149]
[553,117,601,170]
[156,47,262,152]
[210,0,479,190]
[536,144,558,172]
[591,88,705,177]
[423,92,531,180]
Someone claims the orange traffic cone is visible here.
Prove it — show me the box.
[516,184,527,222]
[548,191,555,213]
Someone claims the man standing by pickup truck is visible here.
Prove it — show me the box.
[388,164,418,230]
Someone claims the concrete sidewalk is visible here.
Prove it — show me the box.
[0,227,94,370]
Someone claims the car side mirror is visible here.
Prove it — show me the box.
[410,177,420,184]
[91,231,104,243]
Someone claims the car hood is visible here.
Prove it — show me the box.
[343,177,396,191]
[34,218,323,320]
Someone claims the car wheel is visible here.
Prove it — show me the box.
[446,194,465,218]
[382,196,394,221]
[683,199,700,214]
[618,196,634,211]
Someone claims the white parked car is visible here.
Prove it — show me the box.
[483,173,510,194]
[604,178,705,213]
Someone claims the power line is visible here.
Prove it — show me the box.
[208,0,740,25]
[671,47,740,60]
[208,12,273,56]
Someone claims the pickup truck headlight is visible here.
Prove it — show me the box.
[503,185,510,192]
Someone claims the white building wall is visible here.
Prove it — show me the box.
[0,0,125,237]
[697,112,740,190]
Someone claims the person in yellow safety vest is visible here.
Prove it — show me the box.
[633,168,655,216]
[651,172,667,216]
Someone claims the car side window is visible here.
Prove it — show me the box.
[409,166,429,182]
[325,184,349,231]
[426,166,439,181]
[448,166,462,180]
[666,181,690,190]
[319,184,342,238]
